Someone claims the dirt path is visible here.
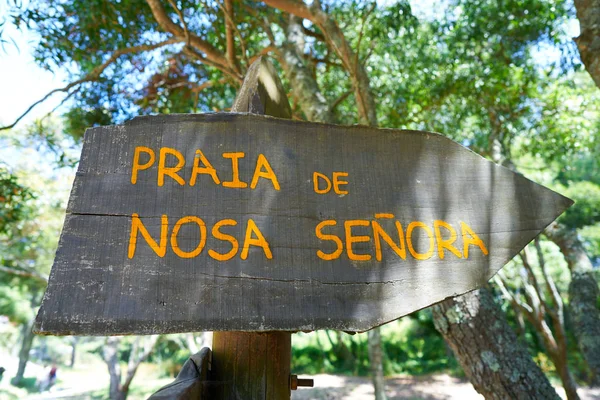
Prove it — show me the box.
[292,374,600,400]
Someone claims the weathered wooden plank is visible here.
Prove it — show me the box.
[210,56,292,400]
[34,108,572,335]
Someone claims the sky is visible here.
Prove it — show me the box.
[0,22,68,130]
[0,18,73,194]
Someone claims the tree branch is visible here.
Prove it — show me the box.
[535,238,561,308]
[535,238,563,323]
[303,25,325,41]
[329,90,352,113]
[249,46,277,64]
[166,0,190,46]
[191,78,227,112]
[261,0,377,125]
[182,46,243,83]
[0,265,48,283]
[306,54,342,67]
[260,0,313,20]
[519,248,546,305]
[0,38,181,131]
[122,335,161,392]
[146,0,238,77]
[224,0,238,70]
[354,2,376,70]
[126,337,140,376]
[221,0,249,67]
[495,273,534,317]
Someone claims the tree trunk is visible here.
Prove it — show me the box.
[554,352,581,400]
[11,317,35,386]
[112,390,127,400]
[121,336,160,396]
[545,222,600,386]
[367,328,387,400]
[279,16,334,123]
[532,318,580,400]
[332,331,355,371]
[433,288,560,400]
[102,335,160,400]
[70,337,79,368]
[574,0,600,88]
[104,337,123,400]
[262,0,378,126]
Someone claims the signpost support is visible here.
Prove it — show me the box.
[210,57,293,399]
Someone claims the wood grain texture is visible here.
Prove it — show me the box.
[34,113,573,335]
[209,56,292,400]
[211,332,291,399]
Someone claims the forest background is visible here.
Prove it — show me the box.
[1,0,599,399]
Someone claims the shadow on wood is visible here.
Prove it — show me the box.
[211,57,292,400]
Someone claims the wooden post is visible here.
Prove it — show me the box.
[210,57,293,400]
[211,332,292,399]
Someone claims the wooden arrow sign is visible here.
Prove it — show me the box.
[34,113,572,335]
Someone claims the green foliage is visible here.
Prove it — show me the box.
[0,284,35,324]
[383,311,459,375]
[0,122,72,336]
[24,118,81,166]
[292,330,364,375]
[6,0,279,129]
[292,312,460,376]
[523,73,600,167]
[579,224,600,262]
[558,181,600,229]
[292,340,331,375]
[0,164,35,235]
[557,151,600,187]
[152,336,191,377]
[63,103,113,142]
[11,377,38,392]
[12,0,157,71]
[0,164,45,325]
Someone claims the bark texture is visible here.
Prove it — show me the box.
[496,246,580,399]
[575,0,600,88]
[545,221,600,386]
[70,337,79,367]
[104,337,124,400]
[433,288,561,400]
[103,336,160,400]
[368,328,388,400]
[11,318,35,386]
[279,16,334,123]
[262,0,377,126]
